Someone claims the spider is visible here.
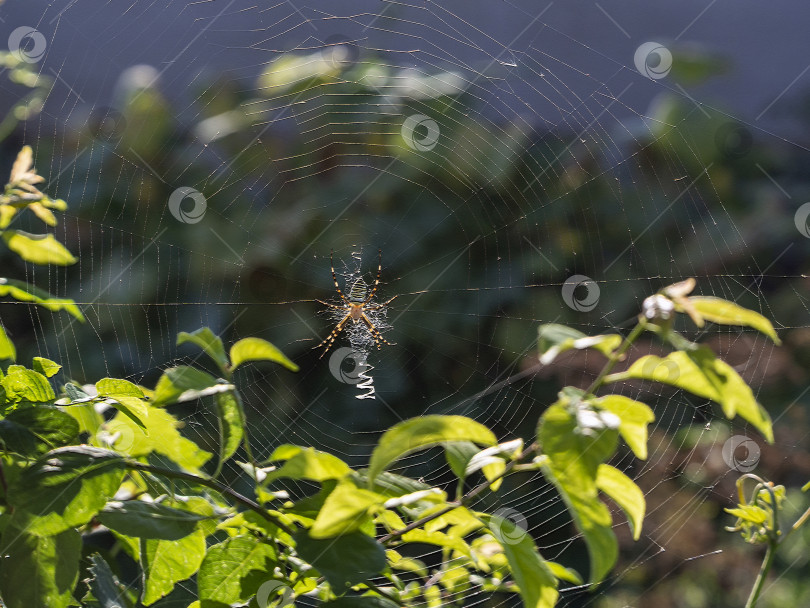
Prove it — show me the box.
[314,250,397,358]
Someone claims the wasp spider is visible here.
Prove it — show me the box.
[314,250,397,358]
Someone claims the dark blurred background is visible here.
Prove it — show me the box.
[1,1,810,606]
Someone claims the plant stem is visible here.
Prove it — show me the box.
[126,460,293,535]
[745,540,776,608]
[379,442,539,544]
[582,318,647,399]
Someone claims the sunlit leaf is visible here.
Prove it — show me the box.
[367,415,496,485]
[485,514,558,608]
[214,389,243,467]
[177,327,229,372]
[2,230,76,265]
[546,561,583,585]
[607,348,773,443]
[538,399,618,583]
[151,366,220,407]
[197,536,277,606]
[32,356,61,377]
[0,277,84,321]
[593,395,655,460]
[230,337,299,372]
[2,364,55,404]
[105,405,211,472]
[689,296,781,344]
[8,446,126,536]
[141,528,206,605]
[97,378,149,429]
[596,464,645,540]
[310,481,385,538]
[538,324,621,365]
[0,325,15,360]
[264,445,351,483]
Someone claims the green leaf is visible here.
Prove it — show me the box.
[593,395,655,460]
[197,536,277,606]
[177,327,229,372]
[97,377,149,429]
[2,229,76,265]
[689,296,781,344]
[726,504,769,525]
[214,389,243,466]
[0,405,80,456]
[485,514,558,608]
[400,528,472,557]
[152,366,221,407]
[0,523,81,608]
[294,530,386,591]
[538,324,621,365]
[8,446,125,535]
[265,445,351,483]
[546,561,583,585]
[538,399,618,584]
[141,528,206,605]
[2,364,56,404]
[98,500,207,540]
[310,481,385,538]
[0,324,15,360]
[32,356,61,377]
[596,464,645,540]
[607,348,774,443]
[0,277,84,321]
[83,553,133,608]
[105,405,211,472]
[230,337,299,372]
[367,415,497,485]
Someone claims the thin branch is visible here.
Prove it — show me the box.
[378,442,539,544]
[125,460,293,535]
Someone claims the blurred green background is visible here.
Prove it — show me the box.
[2,24,810,608]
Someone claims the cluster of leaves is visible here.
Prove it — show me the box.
[0,274,783,608]
[0,146,84,359]
[0,52,51,143]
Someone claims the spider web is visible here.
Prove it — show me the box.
[2,1,810,606]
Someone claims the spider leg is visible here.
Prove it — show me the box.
[316,299,346,310]
[313,314,351,358]
[360,312,395,349]
[364,295,398,311]
[363,249,384,303]
[329,250,350,305]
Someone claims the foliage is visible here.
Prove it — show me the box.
[0,199,783,608]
